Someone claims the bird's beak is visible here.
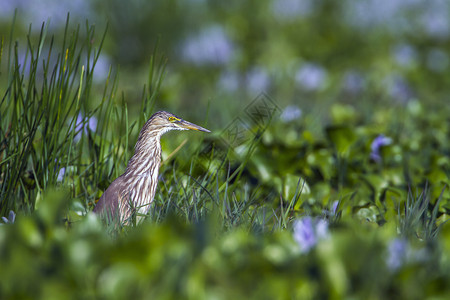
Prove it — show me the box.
[176,119,211,132]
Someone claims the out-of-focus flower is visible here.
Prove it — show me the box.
[386,238,408,271]
[421,2,450,39]
[332,200,339,214]
[181,25,234,66]
[392,44,418,68]
[342,70,365,94]
[370,134,392,163]
[293,216,329,253]
[246,67,270,94]
[280,105,302,122]
[343,0,421,34]
[74,113,97,142]
[57,167,66,182]
[90,54,111,83]
[218,70,240,92]
[386,237,430,271]
[323,200,340,217]
[1,210,16,225]
[384,74,414,103]
[426,48,449,72]
[0,0,93,31]
[295,63,327,91]
[0,0,17,18]
[272,0,315,20]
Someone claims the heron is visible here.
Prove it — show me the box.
[93,111,210,225]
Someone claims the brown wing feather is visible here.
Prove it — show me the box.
[93,176,127,222]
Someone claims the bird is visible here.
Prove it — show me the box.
[93,111,210,225]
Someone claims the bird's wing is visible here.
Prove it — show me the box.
[93,176,126,222]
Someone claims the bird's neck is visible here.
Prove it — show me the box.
[124,135,162,177]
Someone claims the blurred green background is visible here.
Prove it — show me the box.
[2,0,450,120]
[1,0,449,299]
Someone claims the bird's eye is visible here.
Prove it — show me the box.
[168,116,178,122]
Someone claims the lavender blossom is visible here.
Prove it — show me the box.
[421,2,450,39]
[0,0,93,31]
[89,54,111,83]
[280,105,302,122]
[295,63,327,91]
[342,71,365,94]
[370,134,392,163]
[57,167,66,182]
[74,113,97,142]
[272,0,315,20]
[384,74,414,103]
[246,67,270,94]
[386,238,408,271]
[343,0,421,34]
[1,210,16,225]
[181,25,234,66]
[218,71,240,92]
[392,44,418,68]
[293,217,329,253]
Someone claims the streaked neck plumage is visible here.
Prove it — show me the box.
[119,123,165,223]
[124,127,162,177]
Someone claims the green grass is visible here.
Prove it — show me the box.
[1,17,450,300]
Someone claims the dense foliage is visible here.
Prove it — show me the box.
[1,1,449,299]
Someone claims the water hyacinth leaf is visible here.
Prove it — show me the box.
[382,187,404,222]
[330,103,358,124]
[325,125,356,155]
[316,239,348,297]
[306,149,334,180]
[354,205,379,223]
[360,174,389,207]
[35,188,71,227]
[250,154,276,182]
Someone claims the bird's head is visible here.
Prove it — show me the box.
[145,111,210,137]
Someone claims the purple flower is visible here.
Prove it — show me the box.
[280,105,302,122]
[272,0,315,20]
[181,25,234,66]
[1,210,16,225]
[246,67,270,94]
[384,74,413,103]
[370,134,392,162]
[392,44,418,68]
[89,54,111,83]
[387,238,408,271]
[0,0,17,19]
[330,200,340,215]
[421,3,450,39]
[342,70,365,94]
[323,200,340,218]
[293,217,329,253]
[1,0,93,31]
[343,0,421,34]
[57,167,66,182]
[218,70,240,92]
[74,113,97,142]
[295,63,327,91]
